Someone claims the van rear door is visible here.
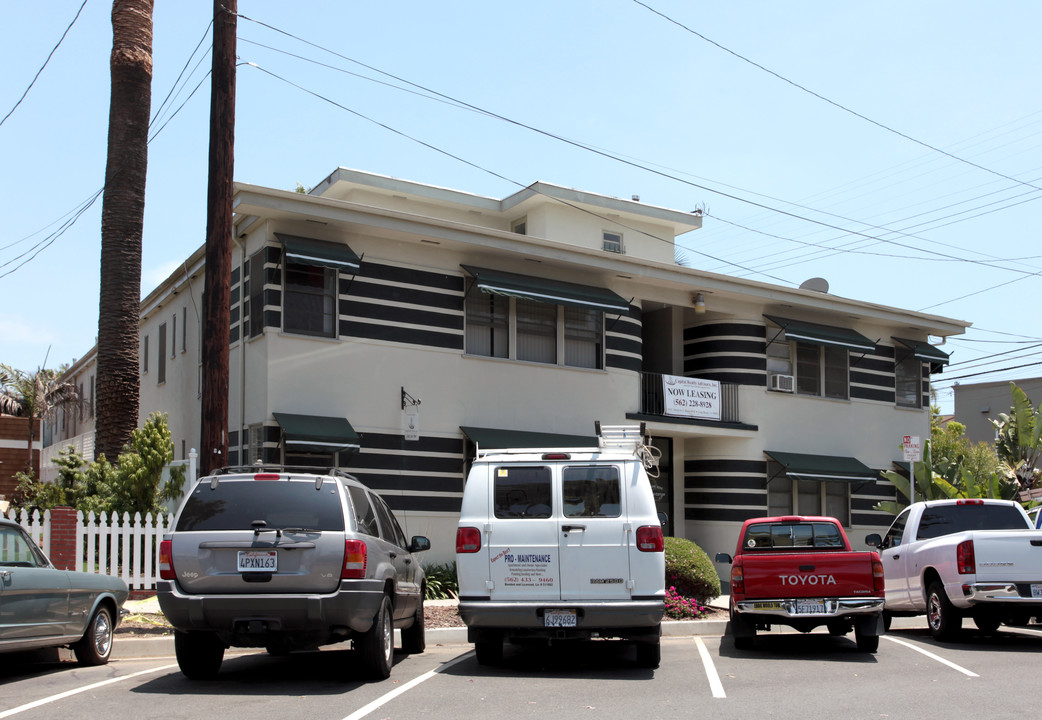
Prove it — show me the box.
[486,464,561,601]
[558,463,632,601]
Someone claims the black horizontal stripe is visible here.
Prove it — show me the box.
[361,262,465,293]
[362,432,464,454]
[685,339,767,356]
[850,371,895,388]
[684,323,766,342]
[686,355,767,371]
[381,494,462,513]
[854,357,895,374]
[339,321,464,350]
[853,513,891,528]
[606,335,642,355]
[349,471,463,494]
[683,370,765,386]
[850,386,895,403]
[347,451,462,474]
[606,354,642,373]
[348,279,463,311]
[685,491,765,506]
[340,300,464,331]
[686,458,766,475]
[685,506,765,523]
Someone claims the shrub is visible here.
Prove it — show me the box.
[423,562,458,600]
[664,536,721,603]
[664,586,710,620]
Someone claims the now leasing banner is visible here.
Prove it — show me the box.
[662,374,721,421]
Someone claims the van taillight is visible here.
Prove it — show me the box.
[456,527,482,553]
[957,539,975,574]
[342,540,367,579]
[636,525,664,552]
[872,557,885,593]
[731,561,744,595]
[159,540,175,580]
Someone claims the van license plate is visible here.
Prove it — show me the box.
[1031,584,1042,598]
[544,610,577,628]
[795,600,825,614]
[238,550,277,572]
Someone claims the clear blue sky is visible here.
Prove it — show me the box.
[2,1,1040,415]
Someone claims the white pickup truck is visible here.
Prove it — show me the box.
[867,498,1042,639]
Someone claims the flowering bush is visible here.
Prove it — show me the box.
[664,536,721,602]
[664,586,710,620]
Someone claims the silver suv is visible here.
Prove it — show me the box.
[157,467,429,680]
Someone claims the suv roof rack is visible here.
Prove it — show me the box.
[210,465,356,479]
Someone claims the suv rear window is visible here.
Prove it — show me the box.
[176,479,346,532]
[917,503,1030,539]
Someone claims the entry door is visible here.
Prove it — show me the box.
[558,464,631,601]
[486,465,561,601]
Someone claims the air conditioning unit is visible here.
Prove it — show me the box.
[769,374,795,392]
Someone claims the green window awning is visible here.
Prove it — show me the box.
[765,450,878,483]
[461,426,598,452]
[462,265,630,313]
[764,315,875,353]
[274,412,360,454]
[892,337,950,365]
[276,233,361,274]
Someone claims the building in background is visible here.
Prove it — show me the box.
[45,168,968,568]
[954,377,1042,444]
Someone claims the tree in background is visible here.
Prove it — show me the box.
[991,383,1042,498]
[0,363,80,474]
[96,0,153,463]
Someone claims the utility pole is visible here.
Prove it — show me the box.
[200,0,236,475]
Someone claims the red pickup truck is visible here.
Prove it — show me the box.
[716,515,885,651]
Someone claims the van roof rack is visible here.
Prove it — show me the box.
[595,422,646,452]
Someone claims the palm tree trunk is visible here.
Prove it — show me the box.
[96,0,153,463]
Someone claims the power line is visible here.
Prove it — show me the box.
[0,0,89,129]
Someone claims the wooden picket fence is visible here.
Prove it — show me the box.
[4,507,174,590]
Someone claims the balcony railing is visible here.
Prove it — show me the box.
[639,372,741,424]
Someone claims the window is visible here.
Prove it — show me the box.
[175,480,345,532]
[247,424,264,465]
[89,376,95,419]
[895,350,921,408]
[603,231,624,254]
[767,462,850,526]
[158,323,167,384]
[465,297,604,370]
[465,292,508,358]
[563,465,621,517]
[881,509,908,549]
[171,313,177,358]
[142,335,149,373]
[348,486,380,537]
[516,299,557,363]
[284,261,336,338]
[372,493,409,548]
[793,342,848,399]
[182,306,187,352]
[511,218,527,235]
[743,522,844,550]
[494,466,552,518]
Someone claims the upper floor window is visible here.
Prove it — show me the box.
[895,350,922,408]
[511,217,527,235]
[466,296,603,369]
[142,335,149,374]
[284,261,336,338]
[603,231,624,254]
[767,462,850,527]
[796,342,848,399]
[158,323,167,384]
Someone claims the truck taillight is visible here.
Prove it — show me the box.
[957,539,975,574]
[730,561,744,595]
[159,540,175,580]
[456,527,482,553]
[342,539,367,579]
[636,525,664,552]
[872,557,885,593]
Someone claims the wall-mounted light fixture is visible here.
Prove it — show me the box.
[693,292,707,314]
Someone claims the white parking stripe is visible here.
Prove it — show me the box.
[694,637,726,698]
[0,663,178,718]
[342,651,474,720]
[882,636,979,677]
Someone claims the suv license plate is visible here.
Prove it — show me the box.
[544,610,577,628]
[795,600,825,614]
[238,550,277,572]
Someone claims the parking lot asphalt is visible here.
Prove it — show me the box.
[112,594,927,660]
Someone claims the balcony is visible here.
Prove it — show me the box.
[631,372,752,430]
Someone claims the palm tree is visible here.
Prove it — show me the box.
[0,364,81,474]
[96,0,153,463]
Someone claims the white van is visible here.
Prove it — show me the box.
[455,425,666,667]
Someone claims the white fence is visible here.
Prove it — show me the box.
[5,507,174,590]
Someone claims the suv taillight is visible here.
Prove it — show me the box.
[636,525,664,552]
[456,526,482,553]
[159,540,175,580]
[957,539,975,574]
[342,539,367,579]
[872,556,885,593]
[731,560,744,595]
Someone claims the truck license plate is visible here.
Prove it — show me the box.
[1031,584,1042,598]
[238,550,277,572]
[544,610,577,627]
[795,600,825,614]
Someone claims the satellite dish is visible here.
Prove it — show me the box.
[799,277,829,293]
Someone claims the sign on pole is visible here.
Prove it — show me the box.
[902,435,922,505]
